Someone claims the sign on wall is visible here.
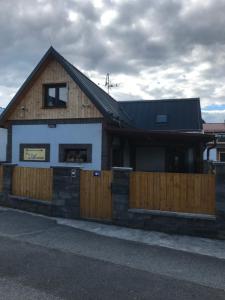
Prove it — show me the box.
[20,144,50,162]
[23,148,46,161]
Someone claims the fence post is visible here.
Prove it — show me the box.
[111,167,133,226]
[52,167,80,218]
[0,164,16,203]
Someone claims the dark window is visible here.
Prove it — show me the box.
[59,144,92,163]
[217,135,225,142]
[156,114,168,123]
[219,152,225,162]
[44,83,68,108]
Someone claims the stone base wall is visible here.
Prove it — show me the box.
[0,164,80,219]
[214,163,225,217]
[0,195,61,217]
[127,209,225,239]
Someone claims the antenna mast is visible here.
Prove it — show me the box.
[105,73,118,94]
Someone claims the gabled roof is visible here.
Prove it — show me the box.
[0,47,131,126]
[0,47,203,133]
[119,98,203,131]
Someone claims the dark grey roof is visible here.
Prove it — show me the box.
[55,49,131,125]
[119,98,202,131]
[0,47,131,126]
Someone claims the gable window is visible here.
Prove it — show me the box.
[59,144,92,163]
[44,83,68,108]
[155,114,168,124]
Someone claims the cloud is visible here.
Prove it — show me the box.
[0,0,225,122]
[202,110,225,123]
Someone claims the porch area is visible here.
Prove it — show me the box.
[107,127,213,174]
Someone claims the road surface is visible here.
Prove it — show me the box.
[0,208,224,299]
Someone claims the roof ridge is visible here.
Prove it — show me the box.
[118,98,200,103]
[204,123,225,125]
[53,49,118,105]
[50,48,132,125]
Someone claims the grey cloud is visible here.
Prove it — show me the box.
[202,111,225,123]
[0,0,225,123]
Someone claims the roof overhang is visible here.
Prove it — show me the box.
[106,126,214,143]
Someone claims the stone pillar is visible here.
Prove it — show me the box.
[111,167,132,226]
[52,167,80,218]
[214,163,225,217]
[0,164,16,203]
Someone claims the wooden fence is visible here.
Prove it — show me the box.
[80,170,112,220]
[130,172,215,215]
[0,166,3,193]
[0,165,216,217]
[12,167,53,201]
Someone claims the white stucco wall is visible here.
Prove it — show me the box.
[12,123,102,170]
[0,128,7,162]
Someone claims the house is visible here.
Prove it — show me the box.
[203,123,225,162]
[0,47,213,172]
[0,107,7,162]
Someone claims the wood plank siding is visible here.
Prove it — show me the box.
[12,166,53,201]
[8,59,103,120]
[130,172,215,215]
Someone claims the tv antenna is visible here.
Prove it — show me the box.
[105,73,119,94]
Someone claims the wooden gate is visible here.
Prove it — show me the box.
[12,166,53,201]
[80,170,112,220]
[130,172,215,215]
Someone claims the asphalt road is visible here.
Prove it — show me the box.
[0,209,225,299]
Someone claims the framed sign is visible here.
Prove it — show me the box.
[23,148,46,161]
[20,144,50,162]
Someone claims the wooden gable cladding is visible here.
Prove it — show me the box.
[8,59,103,120]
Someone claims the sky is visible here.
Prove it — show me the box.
[0,0,225,122]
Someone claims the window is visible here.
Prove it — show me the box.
[155,114,168,123]
[44,83,68,108]
[217,135,225,143]
[220,153,225,162]
[217,149,225,162]
[20,144,50,162]
[59,144,92,163]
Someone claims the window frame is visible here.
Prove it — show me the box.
[58,144,92,163]
[217,148,225,162]
[43,83,68,108]
[155,114,168,124]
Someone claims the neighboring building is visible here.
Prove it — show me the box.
[203,123,225,162]
[0,107,7,162]
[0,47,213,172]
